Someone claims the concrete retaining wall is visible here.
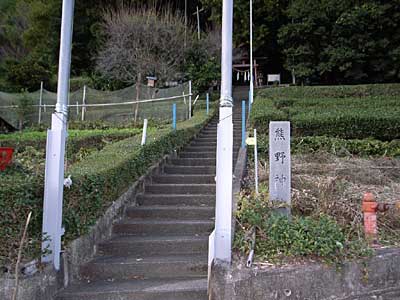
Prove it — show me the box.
[210,248,400,300]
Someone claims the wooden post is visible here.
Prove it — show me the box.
[38,81,43,124]
[254,59,258,87]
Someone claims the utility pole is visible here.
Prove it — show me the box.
[184,0,187,48]
[249,0,254,104]
[192,6,205,41]
[215,0,234,263]
[42,0,74,271]
[196,6,201,40]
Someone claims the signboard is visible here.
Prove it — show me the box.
[269,121,291,214]
[246,137,256,146]
[267,74,281,83]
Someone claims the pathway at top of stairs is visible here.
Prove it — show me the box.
[56,95,246,300]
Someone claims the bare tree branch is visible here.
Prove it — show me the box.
[96,6,193,85]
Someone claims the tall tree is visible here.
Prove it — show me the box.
[96,6,192,121]
[279,0,400,84]
[201,0,288,75]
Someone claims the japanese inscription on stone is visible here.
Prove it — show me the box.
[269,122,291,207]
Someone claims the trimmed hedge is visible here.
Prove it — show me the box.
[253,135,400,158]
[0,110,211,268]
[251,84,400,140]
[257,83,400,99]
[0,128,140,163]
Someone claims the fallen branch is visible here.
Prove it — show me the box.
[12,211,32,300]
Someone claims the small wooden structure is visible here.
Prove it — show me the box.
[146,76,157,87]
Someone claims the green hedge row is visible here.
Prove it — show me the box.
[0,110,211,268]
[0,128,140,163]
[257,83,400,99]
[251,87,400,140]
[253,135,400,158]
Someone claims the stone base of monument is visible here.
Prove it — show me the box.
[209,247,400,300]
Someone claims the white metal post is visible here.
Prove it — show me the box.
[254,129,259,194]
[81,85,86,121]
[42,0,74,271]
[76,101,79,118]
[214,0,234,263]
[189,80,192,120]
[141,119,148,146]
[38,81,43,124]
[249,0,254,104]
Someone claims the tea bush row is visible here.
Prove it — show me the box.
[0,111,211,269]
[251,135,400,158]
[251,86,400,140]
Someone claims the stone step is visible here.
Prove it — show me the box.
[179,152,215,159]
[194,137,217,143]
[113,219,214,236]
[198,132,216,136]
[190,141,217,146]
[56,278,208,300]
[163,165,216,175]
[145,184,215,194]
[171,157,238,166]
[152,174,214,184]
[204,122,242,126]
[199,131,242,136]
[204,126,242,130]
[192,140,242,147]
[190,141,241,148]
[56,103,244,300]
[170,158,215,166]
[184,146,217,152]
[80,254,207,281]
[137,194,214,206]
[184,145,241,153]
[126,205,214,220]
[98,235,208,257]
[195,136,242,143]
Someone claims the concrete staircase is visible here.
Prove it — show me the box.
[56,103,244,300]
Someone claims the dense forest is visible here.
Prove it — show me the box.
[0,0,399,92]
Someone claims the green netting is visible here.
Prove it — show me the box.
[0,90,51,128]
[0,82,191,128]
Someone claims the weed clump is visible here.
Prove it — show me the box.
[234,188,372,264]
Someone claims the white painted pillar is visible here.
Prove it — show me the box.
[81,85,86,121]
[42,0,74,271]
[254,129,259,194]
[189,80,192,120]
[141,119,148,146]
[215,0,234,263]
